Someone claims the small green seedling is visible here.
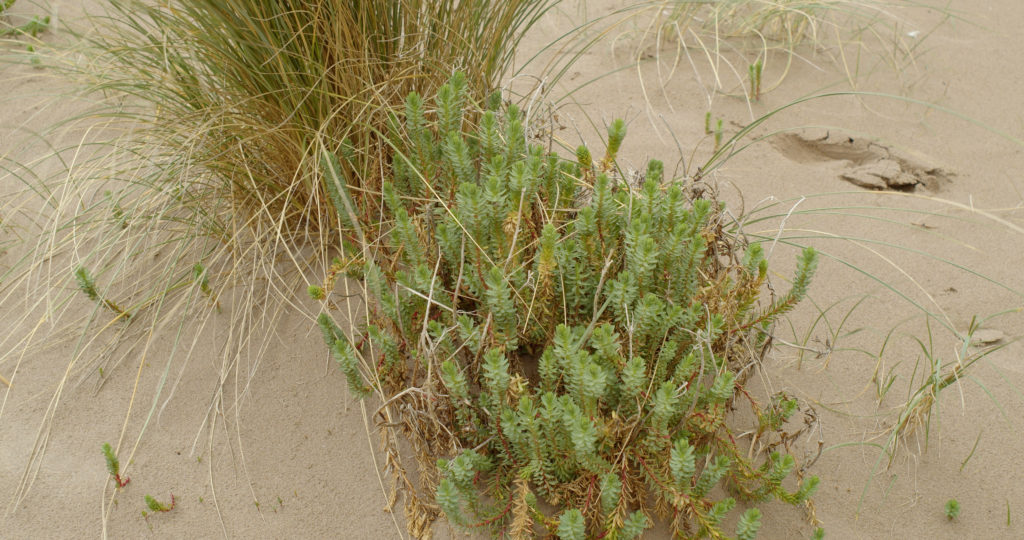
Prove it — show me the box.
[749,59,763,101]
[714,118,724,151]
[75,266,131,320]
[102,443,130,488]
[307,285,325,300]
[0,14,49,37]
[811,527,825,539]
[704,110,712,134]
[945,498,961,520]
[27,14,49,36]
[145,494,176,513]
[25,44,41,67]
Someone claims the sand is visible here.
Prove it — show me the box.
[1,0,1022,538]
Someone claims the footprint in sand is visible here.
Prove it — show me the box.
[770,129,953,192]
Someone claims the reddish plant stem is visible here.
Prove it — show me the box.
[466,496,514,529]
[151,494,176,512]
[581,474,597,517]
[494,414,521,468]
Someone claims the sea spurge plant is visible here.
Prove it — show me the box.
[317,313,370,398]
[737,508,763,540]
[482,348,510,405]
[440,360,469,401]
[320,73,820,537]
[557,508,586,540]
[307,285,325,301]
[602,118,627,170]
[332,339,372,399]
[483,267,518,348]
[944,498,961,521]
[102,442,129,488]
[144,494,176,513]
[75,266,130,320]
[670,438,697,490]
[620,511,650,539]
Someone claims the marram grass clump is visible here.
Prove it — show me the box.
[317,74,820,537]
[63,0,555,244]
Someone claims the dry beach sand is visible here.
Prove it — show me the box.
[1,0,1022,538]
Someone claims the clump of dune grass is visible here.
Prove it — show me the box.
[70,0,555,241]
